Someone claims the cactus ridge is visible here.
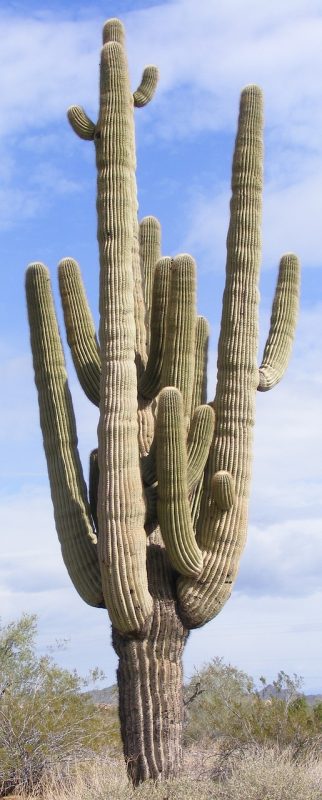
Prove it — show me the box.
[191,316,210,412]
[59,258,101,405]
[258,253,300,391]
[26,22,300,639]
[139,216,162,353]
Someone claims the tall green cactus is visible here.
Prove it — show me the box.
[25,18,300,784]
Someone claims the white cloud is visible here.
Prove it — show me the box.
[238,518,322,598]
[0,0,320,239]
[184,591,322,691]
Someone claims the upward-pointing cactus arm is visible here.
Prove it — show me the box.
[133,66,159,107]
[25,264,104,608]
[139,216,161,352]
[258,253,300,391]
[191,316,210,413]
[67,107,96,140]
[156,388,203,577]
[176,86,264,627]
[139,257,171,399]
[161,254,197,418]
[58,258,101,406]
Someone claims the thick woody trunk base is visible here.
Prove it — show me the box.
[112,532,188,785]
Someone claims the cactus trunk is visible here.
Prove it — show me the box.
[113,535,187,783]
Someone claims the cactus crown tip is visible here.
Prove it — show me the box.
[241,83,262,95]
[26,261,48,275]
[103,18,125,45]
[240,84,263,107]
[58,257,78,270]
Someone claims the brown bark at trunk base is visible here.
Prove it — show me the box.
[112,531,188,785]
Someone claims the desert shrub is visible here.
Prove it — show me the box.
[0,614,119,796]
[184,658,322,758]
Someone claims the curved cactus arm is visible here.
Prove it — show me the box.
[67,106,96,140]
[139,216,161,353]
[58,258,101,406]
[156,387,203,577]
[187,405,215,491]
[139,257,171,399]
[25,263,104,608]
[191,316,210,413]
[258,253,300,392]
[161,254,196,418]
[211,471,235,511]
[133,66,159,108]
[95,24,153,634]
[177,85,264,628]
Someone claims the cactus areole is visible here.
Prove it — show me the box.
[26,18,300,784]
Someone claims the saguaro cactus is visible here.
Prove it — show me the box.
[25,18,300,784]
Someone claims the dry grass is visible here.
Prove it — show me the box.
[215,746,322,800]
[15,743,319,800]
[33,755,215,800]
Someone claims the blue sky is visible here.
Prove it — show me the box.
[1,0,322,692]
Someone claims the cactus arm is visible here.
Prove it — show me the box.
[139,257,171,399]
[177,85,264,627]
[156,388,203,577]
[139,216,161,353]
[58,258,101,406]
[25,263,104,608]
[191,316,210,413]
[211,471,235,510]
[187,404,215,491]
[133,66,159,108]
[258,253,300,392]
[95,24,153,633]
[67,106,96,140]
[161,254,196,418]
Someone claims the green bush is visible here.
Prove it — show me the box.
[0,614,119,796]
[184,658,322,758]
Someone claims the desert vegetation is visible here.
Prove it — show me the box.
[1,615,321,800]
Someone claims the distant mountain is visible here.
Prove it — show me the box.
[90,683,322,708]
[259,684,322,706]
[89,685,118,705]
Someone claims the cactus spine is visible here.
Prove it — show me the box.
[26,18,300,784]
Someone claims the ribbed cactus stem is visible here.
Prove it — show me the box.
[96,32,152,632]
[25,263,103,608]
[161,255,196,418]
[191,316,209,412]
[177,85,263,626]
[67,106,96,140]
[139,216,161,352]
[157,388,203,577]
[258,253,300,391]
[187,404,215,491]
[139,257,171,399]
[133,66,159,107]
[58,258,101,406]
